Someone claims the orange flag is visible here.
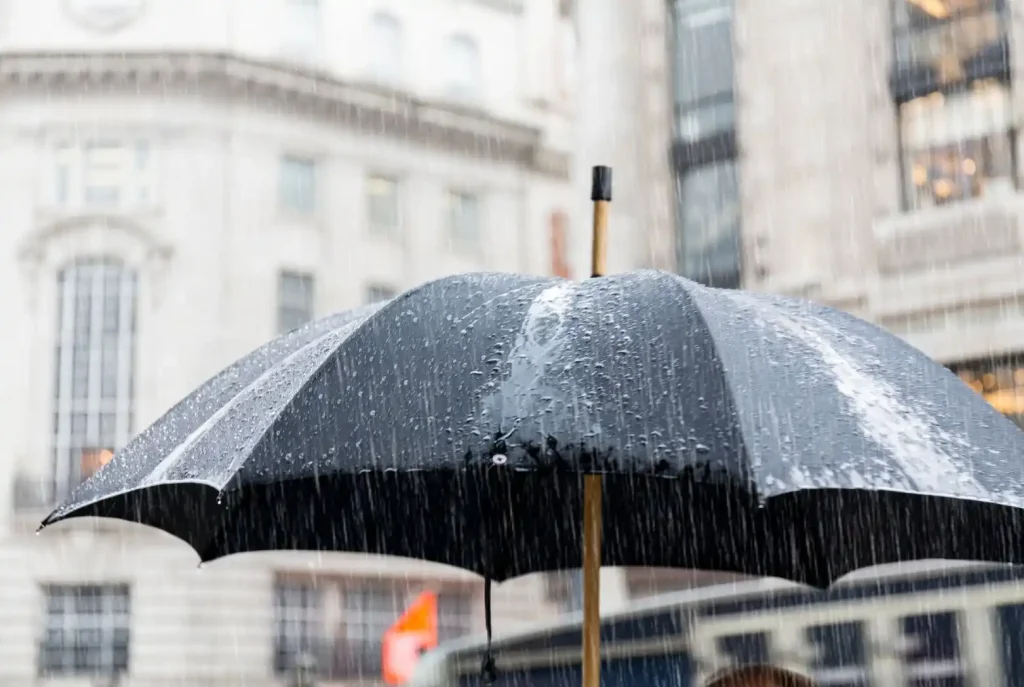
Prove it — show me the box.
[382,591,438,685]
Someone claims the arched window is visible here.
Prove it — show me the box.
[52,257,138,500]
[447,34,482,100]
[370,12,403,84]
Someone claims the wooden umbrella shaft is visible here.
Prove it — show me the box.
[583,165,611,687]
[582,474,603,687]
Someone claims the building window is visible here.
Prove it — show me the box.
[39,584,131,678]
[672,0,734,142]
[447,35,482,100]
[446,190,480,253]
[370,13,403,84]
[273,582,325,677]
[52,140,154,210]
[279,155,317,216]
[676,159,741,288]
[281,0,321,61]
[367,175,400,238]
[891,0,1009,100]
[437,592,473,642]
[52,259,137,501]
[272,579,475,680]
[277,271,315,334]
[670,0,740,289]
[336,584,402,678]
[365,284,397,304]
[953,355,1024,430]
[900,612,966,684]
[900,79,1014,210]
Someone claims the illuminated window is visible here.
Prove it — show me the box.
[893,0,1007,89]
[900,79,1014,210]
[52,259,137,501]
[955,361,1024,429]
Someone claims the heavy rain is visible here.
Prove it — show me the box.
[0,1,1022,687]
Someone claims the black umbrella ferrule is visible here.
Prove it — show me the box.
[481,576,497,684]
[591,166,612,202]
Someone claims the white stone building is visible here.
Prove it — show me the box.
[667,0,1024,430]
[0,0,669,684]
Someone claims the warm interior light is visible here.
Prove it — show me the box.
[912,165,929,186]
[933,178,954,198]
[962,158,977,174]
[80,448,115,479]
[907,0,951,19]
[985,389,1024,415]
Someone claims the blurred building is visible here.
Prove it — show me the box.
[668,0,1024,429]
[0,0,601,684]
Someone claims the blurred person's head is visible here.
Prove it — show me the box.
[704,665,815,687]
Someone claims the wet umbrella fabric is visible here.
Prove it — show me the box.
[43,270,1024,588]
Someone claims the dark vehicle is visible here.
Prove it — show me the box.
[411,563,1024,687]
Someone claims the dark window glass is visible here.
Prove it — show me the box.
[672,0,734,140]
[716,631,771,666]
[676,159,741,288]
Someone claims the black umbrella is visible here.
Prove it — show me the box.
[42,168,1024,687]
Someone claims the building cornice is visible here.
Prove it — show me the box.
[0,51,569,179]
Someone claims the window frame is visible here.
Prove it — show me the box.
[366,174,401,238]
[38,584,131,678]
[365,284,398,305]
[445,189,482,254]
[51,139,155,211]
[673,158,743,289]
[278,154,318,218]
[895,77,1017,212]
[273,581,326,676]
[889,0,1010,103]
[51,258,138,502]
[668,0,741,289]
[670,0,736,144]
[277,270,316,335]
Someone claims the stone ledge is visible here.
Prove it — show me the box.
[873,195,1024,274]
[0,51,569,179]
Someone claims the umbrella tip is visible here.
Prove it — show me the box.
[590,166,612,202]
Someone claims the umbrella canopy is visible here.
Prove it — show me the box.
[42,270,1024,586]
